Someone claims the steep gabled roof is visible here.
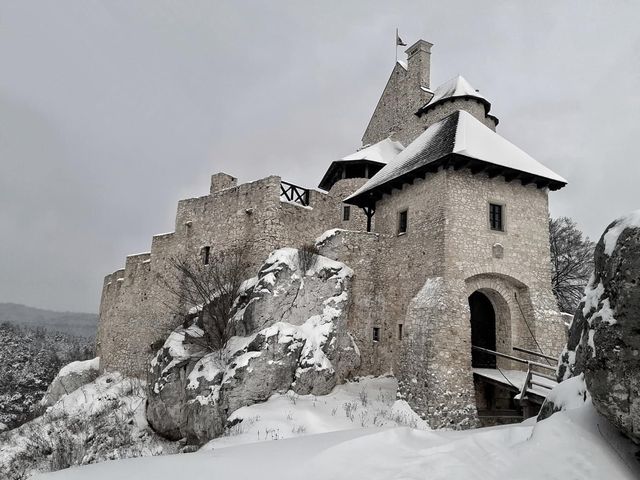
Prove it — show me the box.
[419,75,490,114]
[344,110,567,207]
[318,138,403,191]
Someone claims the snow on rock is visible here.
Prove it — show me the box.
[315,228,343,245]
[537,374,591,421]
[146,247,360,445]
[40,357,100,408]
[602,209,640,255]
[557,210,640,443]
[1,373,178,479]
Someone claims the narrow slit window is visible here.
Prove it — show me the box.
[202,246,211,265]
[398,324,403,340]
[343,205,351,221]
[489,203,504,231]
[398,210,408,235]
[373,327,380,342]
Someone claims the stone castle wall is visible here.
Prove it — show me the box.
[97,175,367,377]
[318,167,565,428]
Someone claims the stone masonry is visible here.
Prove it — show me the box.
[97,38,567,428]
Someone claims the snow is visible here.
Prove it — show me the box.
[346,110,566,204]
[33,394,638,480]
[340,138,404,164]
[315,228,343,245]
[280,198,313,209]
[602,209,640,255]
[57,357,100,378]
[582,275,604,316]
[428,75,486,106]
[307,254,353,279]
[545,374,590,412]
[187,354,223,390]
[453,110,567,183]
[202,376,426,449]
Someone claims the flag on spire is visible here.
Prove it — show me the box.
[396,29,407,47]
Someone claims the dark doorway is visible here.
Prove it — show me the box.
[469,291,496,368]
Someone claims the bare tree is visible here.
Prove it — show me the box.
[161,246,250,350]
[549,216,595,313]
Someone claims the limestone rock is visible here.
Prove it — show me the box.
[557,211,640,442]
[40,357,100,408]
[146,247,360,445]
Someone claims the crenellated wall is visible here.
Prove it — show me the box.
[97,174,368,377]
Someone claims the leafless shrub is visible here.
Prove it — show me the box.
[160,246,250,350]
[343,401,357,422]
[298,243,319,272]
[358,389,368,407]
[291,424,306,434]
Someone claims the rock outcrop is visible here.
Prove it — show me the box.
[557,210,640,443]
[40,357,100,408]
[146,248,360,444]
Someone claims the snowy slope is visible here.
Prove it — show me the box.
[33,377,639,480]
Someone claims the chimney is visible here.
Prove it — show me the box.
[405,39,433,89]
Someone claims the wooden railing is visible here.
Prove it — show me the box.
[471,345,557,401]
[280,180,310,207]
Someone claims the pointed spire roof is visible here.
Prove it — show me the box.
[420,75,491,114]
[344,110,567,207]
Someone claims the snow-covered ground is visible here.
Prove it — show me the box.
[32,376,639,480]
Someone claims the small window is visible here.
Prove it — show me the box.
[202,246,211,265]
[489,203,504,231]
[372,327,380,342]
[398,210,408,235]
[398,324,403,340]
[343,205,351,221]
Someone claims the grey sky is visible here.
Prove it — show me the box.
[1,1,639,313]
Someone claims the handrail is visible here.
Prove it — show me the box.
[472,345,558,404]
[472,346,528,365]
[471,346,556,372]
[513,346,558,363]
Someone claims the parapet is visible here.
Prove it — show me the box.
[210,172,238,194]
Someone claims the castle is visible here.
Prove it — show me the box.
[97,39,568,427]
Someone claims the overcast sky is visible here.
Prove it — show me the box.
[1,1,639,313]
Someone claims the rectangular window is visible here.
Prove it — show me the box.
[202,246,211,265]
[398,209,408,235]
[398,324,403,340]
[489,203,504,231]
[373,327,380,342]
[343,205,351,221]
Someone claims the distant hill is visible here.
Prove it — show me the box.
[0,303,98,338]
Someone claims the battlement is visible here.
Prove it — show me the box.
[97,172,370,376]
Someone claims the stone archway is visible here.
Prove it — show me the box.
[469,291,496,368]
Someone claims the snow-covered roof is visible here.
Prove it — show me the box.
[431,75,485,104]
[318,138,404,191]
[344,110,567,206]
[340,138,404,164]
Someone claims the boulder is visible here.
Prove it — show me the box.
[40,357,100,408]
[557,210,640,443]
[146,247,360,445]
